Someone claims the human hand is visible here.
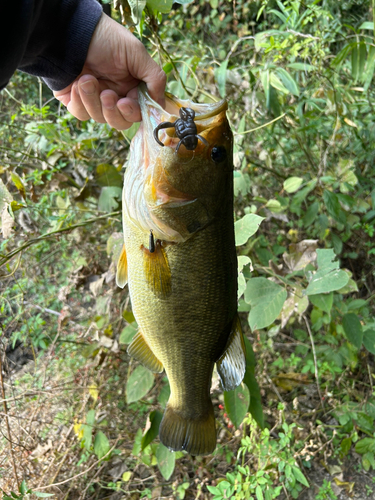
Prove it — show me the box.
[53,13,166,130]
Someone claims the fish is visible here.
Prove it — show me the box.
[116,83,246,456]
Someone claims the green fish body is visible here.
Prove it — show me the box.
[117,85,245,455]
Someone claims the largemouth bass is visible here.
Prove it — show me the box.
[117,84,246,455]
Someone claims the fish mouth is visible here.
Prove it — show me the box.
[138,83,228,156]
[124,84,231,242]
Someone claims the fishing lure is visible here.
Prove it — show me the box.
[153,107,209,152]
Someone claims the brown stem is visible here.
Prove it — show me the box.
[0,352,20,490]
[0,211,121,268]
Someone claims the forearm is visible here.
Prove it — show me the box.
[0,0,102,91]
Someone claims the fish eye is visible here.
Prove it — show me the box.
[211,145,227,163]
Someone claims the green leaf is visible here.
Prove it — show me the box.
[146,0,173,12]
[119,323,137,344]
[303,201,319,227]
[243,338,264,429]
[363,329,375,354]
[126,0,146,23]
[245,278,287,330]
[352,43,359,81]
[269,72,289,94]
[141,410,163,450]
[323,189,346,224]
[122,310,136,323]
[355,438,375,455]
[94,431,111,459]
[359,21,374,30]
[224,383,250,428]
[96,163,123,188]
[98,186,122,212]
[306,249,349,295]
[235,214,264,246]
[287,63,316,71]
[265,199,282,212]
[158,380,171,408]
[156,443,175,480]
[291,179,317,212]
[122,122,140,140]
[341,437,352,456]
[19,481,27,495]
[215,59,229,98]
[132,428,143,455]
[358,42,367,82]
[364,45,375,91]
[283,177,303,193]
[126,365,154,404]
[275,67,300,96]
[11,172,26,199]
[342,313,363,349]
[34,493,55,498]
[292,466,309,487]
[309,292,333,313]
[256,485,264,500]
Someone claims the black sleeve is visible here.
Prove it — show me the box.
[0,0,103,91]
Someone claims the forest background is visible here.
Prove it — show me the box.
[1,0,375,498]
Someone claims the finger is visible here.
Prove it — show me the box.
[53,84,72,107]
[128,41,166,107]
[77,75,106,123]
[142,65,167,108]
[117,97,142,124]
[67,82,91,121]
[100,91,135,130]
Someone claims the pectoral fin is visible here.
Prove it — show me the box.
[128,331,163,373]
[116,244,128,288]
[216,315,246,391]
[142,240,172,297]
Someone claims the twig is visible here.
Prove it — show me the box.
[235,113,286,135]
[286,29,320,40]
[0,351,20,490]
[36,439,120,490]
[367,362,373,392]
[265,373,285,405]
[0,210,121,268]
[303,315,325,413]
[79,464,106,499]
[23,302,61,316]
[318,115,340,177]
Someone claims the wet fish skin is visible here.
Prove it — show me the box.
[117,85,246,455]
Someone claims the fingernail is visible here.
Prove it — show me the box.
[121,106,134,117]
[80,81,95,95]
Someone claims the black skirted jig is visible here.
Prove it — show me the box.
[153,107,209,152]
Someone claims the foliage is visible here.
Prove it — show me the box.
[1,0,375,497]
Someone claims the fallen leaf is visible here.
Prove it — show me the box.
[283,240,318,272]
[1,204,15,238]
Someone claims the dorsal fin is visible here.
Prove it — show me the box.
[128,331,163,373]
[116,244,128,288]
[216,315,246,391]
[142,240,172,297]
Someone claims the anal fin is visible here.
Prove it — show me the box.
[116,244,128,288]
[128,331,163,373]
[142,240,171,297]
[216,315,246,391]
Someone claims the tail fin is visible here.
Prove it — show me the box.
[159,403,216,456]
